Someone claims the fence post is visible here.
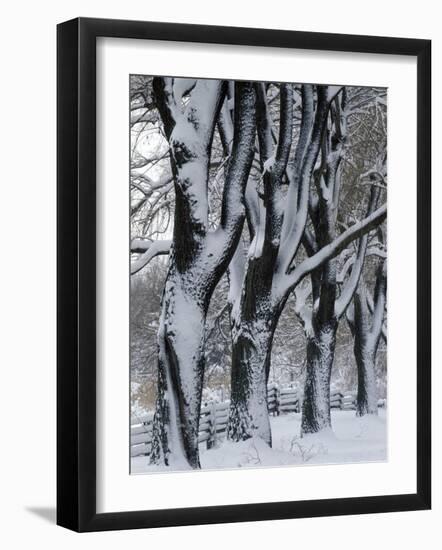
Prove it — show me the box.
[207,402,217,449]
[296,388,303,414]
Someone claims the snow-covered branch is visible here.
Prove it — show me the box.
[280,85,314,246]
[255,83,274,166]
[244,178,262,240]
[218,99,234,156]
[335,186,381,318]
[260,83,294,255]
[130,239,171,275]
[370,260,387,345]
[337,244,387,284]
[282,203,387,296]
[327,86,344,102]
[366,289,387,343]
[293,281,313,335]
[279,85,330,271]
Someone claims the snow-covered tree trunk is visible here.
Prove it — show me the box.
[150,79,257,468]
[299,93,344,435]
[355,349,378,415]
[228,256,283,444]
[351,260,387,416]
[354,282,378,415]
[299,227,341,435]
[228,311,276,445]
[302,320,337,433]
[227,82,296,445]
[150,255,208,468]
[297,91,386,435]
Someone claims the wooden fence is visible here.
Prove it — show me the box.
[131,386,386,458]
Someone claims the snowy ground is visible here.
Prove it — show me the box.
[131,409,387,474]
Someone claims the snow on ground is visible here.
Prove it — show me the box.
[131,409,387,474]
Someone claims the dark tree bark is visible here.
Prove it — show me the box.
[301,319,338,433]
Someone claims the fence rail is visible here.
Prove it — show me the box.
[131,386,386,458]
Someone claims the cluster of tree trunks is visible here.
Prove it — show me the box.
[132,78,387,469]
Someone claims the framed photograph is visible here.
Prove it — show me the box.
[57,17,431,532]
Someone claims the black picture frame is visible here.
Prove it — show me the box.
[57,17,431,532]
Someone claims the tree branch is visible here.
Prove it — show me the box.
[130,239,171,275]
[334,186,381,318]
[370,259,387,345]
[280,203,387,297]
[211,81,257,264]
[278,85,331,272]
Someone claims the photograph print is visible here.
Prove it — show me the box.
[129,76,387,473]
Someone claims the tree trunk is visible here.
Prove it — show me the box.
[355,345,378,416]
[227,249,282,445]
[228,311,275,445]
[226,84,296,445]
[148,80,257,468]
[353,282,379,416]
[150,256,207,468]
[301,320,337,434]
